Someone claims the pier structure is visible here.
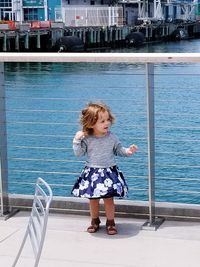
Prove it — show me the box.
[0,0,199,51]
[0,20,200,52]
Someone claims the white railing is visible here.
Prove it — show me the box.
[55,7,123,27]
[0,53,200,63]
[1,53,200,228]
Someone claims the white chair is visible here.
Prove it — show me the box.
[12,177,53,267]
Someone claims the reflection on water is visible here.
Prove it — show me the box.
[112,38,200,53]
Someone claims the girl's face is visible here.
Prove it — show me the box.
[92,111,111,136]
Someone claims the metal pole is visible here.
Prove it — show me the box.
[11,0,14,20]
[0,63,18,220]
[20,0,23,23]
[44,0,48,21]
[0,62,9,217]
[146,62,155,224]
[142,63,164,230]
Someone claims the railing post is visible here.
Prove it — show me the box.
[142,63,164,230]
[0,62,9,218]
[0,62,18,220]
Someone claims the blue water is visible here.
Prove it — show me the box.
[4,39,200,204]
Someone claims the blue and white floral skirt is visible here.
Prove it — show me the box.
[71,166,128,199]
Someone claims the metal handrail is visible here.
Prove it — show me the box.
[1,53,200,229]
[0,52,200,62]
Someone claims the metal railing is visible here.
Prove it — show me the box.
[1,53,200,228]
[55,6,124,27]
[0,62,9,216]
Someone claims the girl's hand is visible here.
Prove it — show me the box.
[127,144,138,155]
[74,131,85,141]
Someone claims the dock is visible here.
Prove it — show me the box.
[0,20,200,52]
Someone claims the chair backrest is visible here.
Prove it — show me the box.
[12,177,53,267]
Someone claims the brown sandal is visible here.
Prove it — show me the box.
[87,218,101,233]
[106,219,117,235]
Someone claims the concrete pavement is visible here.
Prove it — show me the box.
[1,211,200,267]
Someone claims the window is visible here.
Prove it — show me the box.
[24,8,38,21]
[0,0,12,8]
[90,1,95,5]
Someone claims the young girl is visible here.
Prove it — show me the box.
[72,102,137,235]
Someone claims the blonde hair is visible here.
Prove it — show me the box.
[80,102,115,135]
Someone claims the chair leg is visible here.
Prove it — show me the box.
[12,230,29,267]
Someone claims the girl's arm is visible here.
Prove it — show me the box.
[73,131,87,157]
[113,135,138,157]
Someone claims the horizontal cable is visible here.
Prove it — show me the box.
[11,181,200,195]
[156,125,200,130]
[156,176,200,182]
[155,112,200,117]
[6,121,76,125]
[8,157,85,163]
[9,169,80,175]
[5,96,143,101]
[6,96,200,105]
[9,181,147,192]
[6,110,200,121]
[156,164,200,169]
[157,100,200,105]
[9,176,200,184]
[9,169,146,179]
[155,73,200,76]
[8,73,144,77]
[8,158,145,167]
[128,187,147,191]
[6,109,147,116]
[5,70,200,77]
[156,151,200,156]
[157,86,200,91]
[156,138,200,143]
[7,148,200,157]
[10,145,72,150]
[6,121,200,130]
[10,181,72,188]
[6,121,147,128]
[6,109,200,118]
[9,146,146,154]
[9,134,147,142]
[6,85,199,92]
[7,109,80,113]
[12,133,73,138]
[156,189,200,195]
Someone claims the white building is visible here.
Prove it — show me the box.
[119,0,197,25]
[56,0,124,26]
[0,0,198,26]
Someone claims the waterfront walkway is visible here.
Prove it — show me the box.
[1,212,200,267]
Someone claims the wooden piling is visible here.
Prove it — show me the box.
[3,33,7,52]
[37,31,41,49]
[24,32,29,49]
[15,32,19,51]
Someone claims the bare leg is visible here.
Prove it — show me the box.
[89,199,100,219]
[103,197,115,220]
[87,199,101,233]
[103,197,117,235]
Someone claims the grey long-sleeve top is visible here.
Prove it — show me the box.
[73,132,130,168]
